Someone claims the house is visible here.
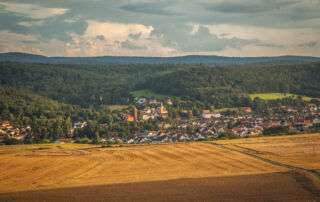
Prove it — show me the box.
[313,118,320,124]
[159,104,168,118]
[303,119,313,128]
[141,114,152,121]
[127,139,135,144]
[202,110,212,119]
[141,107,152,114]
[179,134,189,141]
[253,126,263,135]
[137,98,147,106]
[0,121,27,140]
[147,131,158,137]
[100,123,108,128]
[1,121,12,129]
[308,104,318,112]
[231,126,251,136]
[242,107,252,113]
[293,118,305,131]
[149,99,160,105]
[202,110,221,119]
[231,127,244,136]
[74,122,87,129]
[158,123,171,129]
[286,107,298,113]
[166,98,173,105]
[127,115,135,122]
[140,107,152,120]
[180,110,193,119]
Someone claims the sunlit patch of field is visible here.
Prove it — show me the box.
[0,142,285,193]
[249,93,313,101]
[217,133,320,170]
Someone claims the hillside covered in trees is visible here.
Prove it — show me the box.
[1,61,320,108]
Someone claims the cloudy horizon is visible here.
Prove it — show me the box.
[0,0,320,57]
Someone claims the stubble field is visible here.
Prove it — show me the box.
[218,133,320,170]
[0,134,319,201]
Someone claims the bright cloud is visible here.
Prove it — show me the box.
[65,20,177,56]
[0,2,68,19]
[0,31,43,54]
[0,30,69,56]
[85,20,153,42]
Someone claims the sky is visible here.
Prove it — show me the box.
[0,0,319,57]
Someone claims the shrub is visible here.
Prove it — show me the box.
[40,139,51,144]
[75,137,91,144]
[3,136,22,145]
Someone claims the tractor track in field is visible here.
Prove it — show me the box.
[205,142,320,200]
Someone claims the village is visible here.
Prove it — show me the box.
[110,97,320,144]
[1,96,320,145]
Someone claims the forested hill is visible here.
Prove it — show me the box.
[0,61,320,108]
[1,52,320,65]
[143,63,320,107]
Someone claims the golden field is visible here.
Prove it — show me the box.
[218,133,320,170]
[0,134,319,201]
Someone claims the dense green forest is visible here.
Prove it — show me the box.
[1,61,320,108]
[143,63,320,107]
[0,62,180,106]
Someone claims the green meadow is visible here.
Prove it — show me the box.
[249,93,313,101]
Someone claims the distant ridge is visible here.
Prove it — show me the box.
[1,52,320,65]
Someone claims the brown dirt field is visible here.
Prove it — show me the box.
[0,134,320,201]
[218,133,320,170]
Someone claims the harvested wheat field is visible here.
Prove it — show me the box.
[0,134,320,201]
[218,133,320,170]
